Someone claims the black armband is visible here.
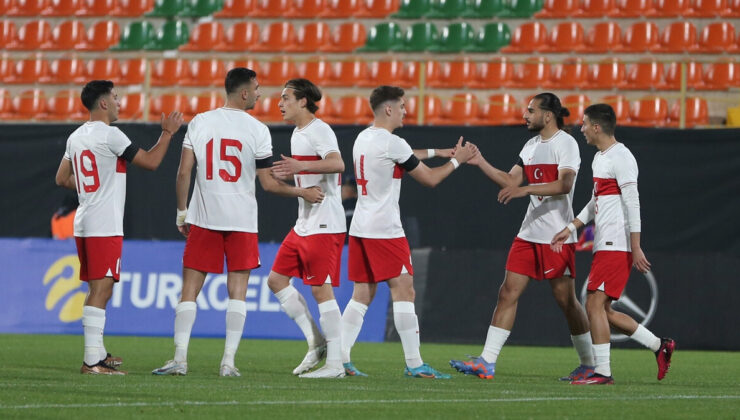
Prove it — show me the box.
[516,157,524,167]
[400,155,420,172]
[256,156,273,169]
[121,144,140,162]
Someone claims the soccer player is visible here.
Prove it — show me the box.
[450,92,594,381]
[265,79,346,378]
[55,80,184,375]
[153,68,324,377]
[551,104,675,385]
[341,86,478,379]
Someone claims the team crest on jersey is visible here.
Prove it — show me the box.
[43,255,86,323]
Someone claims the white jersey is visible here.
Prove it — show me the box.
[349,126,413,239]
[517,130,580,244]
[591,142,638,252]
[290,118,346,236]
[64,121,132,237]
[183,107,273,232]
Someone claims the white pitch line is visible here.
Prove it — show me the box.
[1,395,738,410]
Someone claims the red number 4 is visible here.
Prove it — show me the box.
[206,138,242,183]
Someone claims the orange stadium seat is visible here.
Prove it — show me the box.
[613,21,659,53]
[691,22,736,53]
[572,0,616,17]
[284,0,325,17]
[76,20,120,51]
[251,0,290,16]
[601,94,630,123]
[313,94,333,120]
[621,59,665,90]
[510,56,550,88]
[325,95,373,125]
[119,58,146,85]
[430,59,477,88]
[118,92,145,120]
[250,22,295,52]
[0,56,13,82]
[151,58,191,87]
[258,93,283,123]
[575,21,621,53]
[0,0,9,14]
[213,0,252,16]
[6,0,48,15]
[469,57,514,89]
[284,22,330,53]
[534,0,579,18]
[400,60,440,88]
[41,0,80,15]
[8,89,46,120]
[85,58,122,83]
[325,57,368,87]
[0,21,17,50]
[585,57,625,90]
[608,0,654,17]
[180,22,224,51]
[298,57,331,85]
[76,0,115,15]
[226,58,260,74]
[562,94,590,125]
[404,94,442,125]
[500,22,547,53]
[39,57,85,84]
[472,93,521,126]
[359,59,405,87]
[40,89,86,121]
[318,0,358,17]
[646,0,691,16]
[319,22,366,52]
[6,20,52,50]
[355,0,399,17]
[544,57,587,89]
[40,20,85,50]
[4,56,49,84]
[685,0,726,17]
[182,58,225,87]
[720,0,739,16]
[215,22,258,52]
[0,89,13,119]
[540,22,584,53]
[149,93,189,121]
[624,96,668,127]
[658,60,704,90]
[702,59,740,90]
[260,57,298,86]
[187,91,222,118]
[666,97,708,127]
[653,21,697,53]
[428,93,479,126]
[110,0,153,15]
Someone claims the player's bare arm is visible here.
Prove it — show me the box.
[412,148,454,160]
[257,167,324,203]
[498,168,576,204]
[131,111,184,171]
[630,232,651,273]
[551,218,586,253]
[174,147,195,237]
[408,138,478,188]
[54,158,76,190]
[272,151,344,179]
[468,153,525,191]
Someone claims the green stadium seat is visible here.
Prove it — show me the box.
[425,0,466,18]
[427,22,475,53]
[145,20,189,50]
[497,0,543,17]
[357,22,403,52]
[465,22,510,52]
[179,0,223,16]
[391,0,431,18]
[460,0,505,17]
[391,22,437,52]
[145,0,185,16]
[111,21,155,50]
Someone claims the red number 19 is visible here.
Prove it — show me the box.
[73,150,100,193]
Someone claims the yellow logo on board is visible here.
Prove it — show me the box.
[43,255,86,322]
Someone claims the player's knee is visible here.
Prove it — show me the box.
[266,272,287,292]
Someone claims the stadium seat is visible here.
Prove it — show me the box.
[497,0,543,17]
[313,94,333,120]
[284,0,325,17]
[510,56,550,88]
[465,22,510,52]
[621,59,665,90]
[425,0,467,17]
[469,57,513,89]
[572,0,615,16]
[0,21,16,50]
[613,21,659,53]
[685,0,726,16]
[6,0,48,15]
[250,22,295,52]
[561,94,590,125]
[392,0,431,17]
[179,22,224,51]
[355,0,399,17]
[658,60,704,90]
[0,89,13,119]
[608,0,654,16]
[585,57,625,90]
[357,22,403,52]
[182,58,225,87]
[39,20,85,50]
[500,22,547,53]
[400,60,440,88]
[534,0,579,17]
[575,21,621,53]
[251,0,290,17]
[702,59,739,90]
[0,56,13,82]
[404,94,442,125]
[691,22,735,53]
[146,20,189,50]
[41,0,80,15]
[4,56,49,84]
[653,21,697,53]
[359,59,405,87]
[544,57,587,89]
[646,0,690,16]
[601,94,630,122]
[260,57,298,87]
[540,21,584,53]
[5,20,52,51]
[666,97,708,127]
[391,22,438,52]
[215,22,258,52]
[720,0,739,16]
[150,93,189,121]
[151,59,191,87]
[187,91,222,118]
[319,22,366,52]
[110,0,154,15]
[326,95,373,125]
[428,93,479,126]
[460,0,505,17]
[85,58,122,83]
[179,0,223,16]
[40,89,86,121]
[118,92,145,120]
[213,0,252,16]
[9,89,46,120]
[76,20,120,51]
[119,57,146,85]
[298,57,331,85]
[284,22,330,53]
[318,0,358,17]
[472,93,521,126]
[430,59,476,88]
[146,0,185,16]
[625,96,668,127]
[76,0,115,16]
[40,57,85,84]
[257,92,283,123]
[111,21,155,50]
[428,22,475,53]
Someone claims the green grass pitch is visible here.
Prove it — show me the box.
[0,334,738,419]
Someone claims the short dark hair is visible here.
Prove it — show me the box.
[225,67,257,94]
[533,92,570,129]
[80,80,114,111]
[369,85,405,113]
[584,103,617,136]
[284,78,322,114]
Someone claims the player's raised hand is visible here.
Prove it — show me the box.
[550,227,570,253]
[498,186,526,204]
[452,137,478,164]
[632,247,651,273]
[161,111,184,135]
[301,186,324,204]
[272,154,304,178]
[435,148,455,158]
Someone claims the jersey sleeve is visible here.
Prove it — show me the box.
[613,149,639,188]
[255,123,273,160]
[63,138,71,160]
[387,135,414,164]
[309,123,340,159]
[107,127,133,156]
[557,137,580,172]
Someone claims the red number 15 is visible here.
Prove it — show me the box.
[206,138,242,183]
